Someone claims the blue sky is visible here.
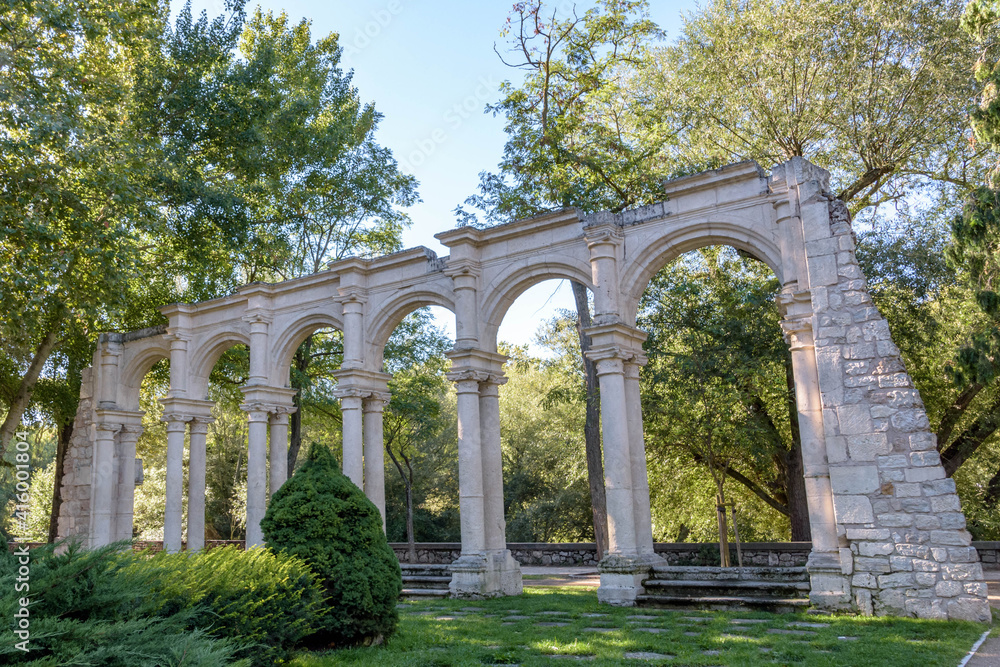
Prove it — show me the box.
[172,1,693,350]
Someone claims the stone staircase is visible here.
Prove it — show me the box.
[400,563,451,599]
[637,565,811,613]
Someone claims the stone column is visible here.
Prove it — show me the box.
[623,353,658,562]
[269,410,290,498]
[91,421,120,548]
[363,392,389,530]
[584,223,623,321]
[243,405,270,548]
[162,416,188,553]
[781,311,849,609]
[452,370,487,556]
[478,375,506,553]
[114,425,143,542]
[589,348,637,557]
[446,262,481,348]
[187,417,212,552]
[479,373,523,596]
[338,390,365,487]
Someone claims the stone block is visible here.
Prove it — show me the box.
[939,513,967,530]
[947,547,978,564]
[877,572,915,588]
[877,454,909,468]
[889,556,914,571]
[808,254,839,286]
[878,373,911,388]
[904,467,944,483]
[858,541,895,557]
[922,478,957,496]
[891,410,930,431]
[911,559,939,572]
[931,548,949,562]
[905,598,948,620]
[834,495,875,523]
[909,451,941,467]
[964,582,988,597]
[826,436,848,463]
[929,495,962,513]
[882,482,929,498]
[881,471,904,483]
[941,562,983,580]
[877,513,913,528]
[896,544,929,558]
[947,597,991,623]
[876,340,901,357]
[914,515,941,530]
[855,557,891,573]
[908,433,937,451]
[846,343,877,360]
[847,528,890,540]
[830,466,880,494]
[900,498,931,513]
[853,572,877,588]
[847,433,890,460]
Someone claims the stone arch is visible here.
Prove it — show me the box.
[480,259,596,351]
[269,312,343,385]
[117,339,171,412]
[619,218,783,326]
[187,330,251,399]
[366,290,456,369]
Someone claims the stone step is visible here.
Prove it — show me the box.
[636,594,810,614]
[401,587,450,599]
[400,563,451,571]
[649,565,809,582]
[643,578,810,599]
[402,575,453,586]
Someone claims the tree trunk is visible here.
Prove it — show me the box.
[405,479,416,564]
[286,336,313,473]
[47,420,73,543]
[784,354,811,542]
[0,316,62,455]
[571,280,609,559]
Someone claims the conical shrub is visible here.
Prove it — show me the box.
[261,443,402,647]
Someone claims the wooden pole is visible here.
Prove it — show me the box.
[716,494,730,567]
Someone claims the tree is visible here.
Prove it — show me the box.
[653,0,986,213]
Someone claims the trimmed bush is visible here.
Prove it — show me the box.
[261,442,402,647]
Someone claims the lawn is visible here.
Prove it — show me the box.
[291,586,992,666]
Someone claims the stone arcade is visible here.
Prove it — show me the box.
[55,159,990,621]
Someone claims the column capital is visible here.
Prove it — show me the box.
[188,418,213,435]
[479,373,508,390]
[241,308,273,327]
[443,258,482,283]
[446,348,506,374]
[362,392,391,412]
[335,286,369,306]
[159,397,215,423]
[95,421,124,435]
[163,330,192,346]
[239,385,297,412]
[332,386,371,400]
[583,222,624,249]
[239,402,272,422]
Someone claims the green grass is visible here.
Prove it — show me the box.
[290,587,991,666]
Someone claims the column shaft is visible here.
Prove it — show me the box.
[789,328,840,555]
[341,395,364,487]
[594,358,638,556]
[92,425,118,548]
[187,419,211,552]
[164,419,187,553]
[114,428,141,542]
[479,379,507,552]
[455,376,486,555]
[245,411,269,548]
[623,360,655,557]
[269,413,289,498]
[363,396,387,531]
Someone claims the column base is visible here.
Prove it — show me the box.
[806,550,852,612]
[597,553,654,606]
[448,551,523,598]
